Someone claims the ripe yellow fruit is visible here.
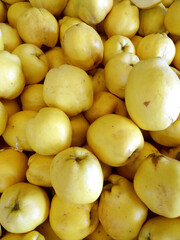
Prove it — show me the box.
[0,101,8,136]
[164,0,180,35]
[103,0,139,38]
[0,149,28,193]
[25,107,72,155]
[61,22,103,71]
[136,33,175,65]
[43,64,93,117]
[125,57,180,131]
[87,114,144,167]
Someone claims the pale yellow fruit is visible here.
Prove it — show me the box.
[171,66,180,78]
[0,231,45,240]
[2,110,37,151]
[0,148,28,193]
[134,153,180,218]
[26,107,72,155]
[26,153,53,187]
[43,64,93,117]
[150,115,180,147]
[130,0,162,9]
[138,3,167,36]
[117,141,159,180]
[137,33,175,65]
[160,145,180,159]
[130,35,143,52]
[49,194,99,240]
[50,147,103,204]
[87,114,144,167]
[36,218,61,240]
[0,101,8,136]
[125,57,180,131]
[162,0,174,7]
[59,15,82,43]
[0,50,25,100]
[103,35,135,65]
[105,52,139,98]
[90,68,108,95]
[0,99,21,117]
[70,113,89,147]
[0,182,50,233]
[83,144,113,181]
[98,174,148,240]
[17,7,59,48]
[0,23,22,52]
[84,91,128,123]
[61,22,103,71]
[45,46,67,69]
[173,40,180,70]
[71,0,113,25]
[20,84,47,111]
[2,0,25,4]
[63,0,78,18]
[138,216,180,240]
[84,222,113,240]
[7,2,32,28]
[104,0,139,38]
[0,29,4,50]
[0,1,7,23]
[29,0,68,16]
[12,43,49,85]
[164,0,180,35]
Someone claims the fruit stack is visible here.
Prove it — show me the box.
[0,0,180,239]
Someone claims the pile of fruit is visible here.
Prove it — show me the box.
[0,0,180,239]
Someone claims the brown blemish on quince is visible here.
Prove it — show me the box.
[143,101,150,107]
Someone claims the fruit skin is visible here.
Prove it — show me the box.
[125,57,180,131]
[70,0,113,25]
[0,101,8,136]
[29,0,68,16]
[26,153,53,187]
[50,147,104,204]
[104,52,139,98]
[61,22,104,71]
[16,7,59,48]
[0,23,22,53]
[43,64,93,117]
[84,222,113,240]
[49,194,99,240]
[36,218,61,240]
[12,43,49,85]
[87,114,144,167]
[130,0,162,9]
[20,84,47,111]
[0,50,25,100]
[0,231,45,240]
[98,174,148,240]
[164,0,180,35]
[134,153,180,218]
[103,34,135,66]
[117,141,159,180]
[2,110,37,151]
[84,91,128,123]
[150,115,180,147]
[0,149,28,193]
[0,182,50,233]
[138,3,167,36]
[7,2,32,29]
[25,107,72,156]
[103,0,139,38]
[138,216,180,240]
[136,33,175,65]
